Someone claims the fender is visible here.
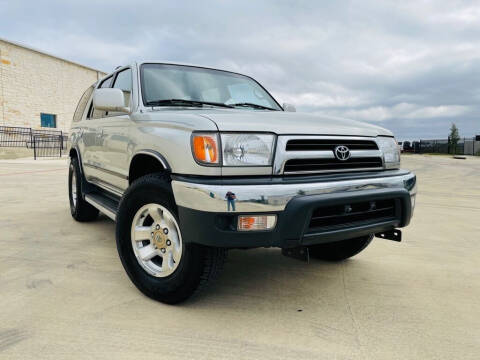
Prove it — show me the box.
[130,149,172,172]
[69,146,96,198]
[69,145,85,175]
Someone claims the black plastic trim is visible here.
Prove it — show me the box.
[172,169,411,186]
[177,187,412,249]
[86,192,119,215]
[131,149,172,171]
[69,146,84,174]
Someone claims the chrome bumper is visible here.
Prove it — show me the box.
[172,170,417,213]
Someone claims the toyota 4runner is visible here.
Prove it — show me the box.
[69,62,416,304]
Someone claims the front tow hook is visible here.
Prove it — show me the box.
[375,229,402,242]
[282,246,310,262]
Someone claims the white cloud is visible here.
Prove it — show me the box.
[0,0,479,138]
[404,105,470,119]
[323,103,472,123]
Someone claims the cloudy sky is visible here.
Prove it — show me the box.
[1,0,479,140]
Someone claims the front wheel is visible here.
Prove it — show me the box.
[115,173,227,304]
[308,235,373,261]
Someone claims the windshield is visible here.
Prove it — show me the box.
[140,64,282,110]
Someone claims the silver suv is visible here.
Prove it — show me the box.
[69,62,416,303]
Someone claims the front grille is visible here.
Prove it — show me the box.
[277,136,384,175]
[286,139,378,151]
[284,157,383,173]
[308,199,397,232]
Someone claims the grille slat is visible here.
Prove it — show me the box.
[309,217,395,232]
[308,199,397,231]
[310,206,395,221]
[284,157,383,173]
[286,139,378,151]
[282,138,382,174]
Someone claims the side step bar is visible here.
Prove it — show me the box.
[85,193,119,221]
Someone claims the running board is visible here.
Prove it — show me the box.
[85,193,119,221]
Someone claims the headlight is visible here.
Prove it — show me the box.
[221,133,275,166]
[376,136,400,169]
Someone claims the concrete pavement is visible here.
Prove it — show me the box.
[0,155,479,359]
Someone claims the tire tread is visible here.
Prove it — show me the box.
[195,247,228,297]
[69,157,98,222]
[116,172,227,304]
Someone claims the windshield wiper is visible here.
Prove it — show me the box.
[229,102,278,111]
[146,99,234,109]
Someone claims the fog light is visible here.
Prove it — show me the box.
[238,215,277,231]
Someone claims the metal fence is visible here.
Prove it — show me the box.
[0,126,34,147]
[32,135,64,159]
[0,125,68,159]
[413,137,480,156]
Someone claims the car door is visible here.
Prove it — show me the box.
[71,84,94,166]
[91,68,132,194]
[81,75,113,184]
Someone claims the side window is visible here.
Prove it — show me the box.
[86,101,94,120]
[113,68,132,106]
[73,85,94,122]
[88,76,113,119]
[100,76,113,88]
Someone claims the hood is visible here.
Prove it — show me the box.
[198,110,393,137]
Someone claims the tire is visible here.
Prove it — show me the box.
[69,157,99,222]
[115,173,227,304]
[308,234,373,262]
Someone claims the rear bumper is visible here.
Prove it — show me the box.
[171,170,416,248]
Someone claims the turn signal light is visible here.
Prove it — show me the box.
[238,215,277,231]
[192,134,219,164]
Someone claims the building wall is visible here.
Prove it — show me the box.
[0,39,105,132]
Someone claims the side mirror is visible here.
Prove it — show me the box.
[93,88,129,113]
[283,102,296,112]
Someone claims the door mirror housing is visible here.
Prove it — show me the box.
[93,88,129,113]
[283,102,296,112]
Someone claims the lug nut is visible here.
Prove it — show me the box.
[166,240,171,246]
[163,228,169,235]
[151,232,154,236]
[156,225,160,230]
[161,248,166,253]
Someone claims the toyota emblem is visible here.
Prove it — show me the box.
[334,145,351,161]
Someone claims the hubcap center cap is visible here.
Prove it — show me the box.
[152,230,167,248]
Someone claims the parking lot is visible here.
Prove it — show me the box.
[1,155,479,359]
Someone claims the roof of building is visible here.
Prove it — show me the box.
[0,37,106,74]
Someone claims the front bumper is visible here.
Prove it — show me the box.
[171,170,417,248]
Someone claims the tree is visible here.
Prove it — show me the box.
[449,123,460,154]
[403,141,411,150]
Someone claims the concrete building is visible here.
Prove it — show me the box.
[0,38,106,132]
